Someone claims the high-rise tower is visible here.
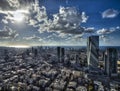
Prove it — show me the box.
[57,47,65,62]
[57,47,61,62]
[104,48,118,77]
[87,36,99,69]
[61,48,65,62]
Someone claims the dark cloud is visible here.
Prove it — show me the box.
[60,27,84,34]
[0,26,18,39]
[0,0,34,12]
[0,0,13,10]
[45,6,88,35]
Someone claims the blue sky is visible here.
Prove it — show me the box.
[0,0,120,47]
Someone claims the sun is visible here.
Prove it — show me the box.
[13,10,26,22]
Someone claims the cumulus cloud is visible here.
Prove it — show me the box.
[23,35,43,41]
[116,26,120,30]
[0,0,16,11]
[1,19,8,24]
[71,34,84,42]
[0,0,48,27]
[95,26,119,44]
[100,35,108,41]
[0,1,89,37]
[27,19,38,27]
[102,9,119,18]
[96,28,116,35]
[64,34,86,45]
[0,0,31,23]
[100,35,114,43]
[37,6,89,35]
[0,26,18,39]
[46,6,88,35]
[0,0,33,13]
[27,5,48,27]
[84,27,95,33]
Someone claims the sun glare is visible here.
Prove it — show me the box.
[9,45,30,48]
[13,10,25,22]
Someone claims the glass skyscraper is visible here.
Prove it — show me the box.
[104,48,118,77]
[87,36,99,69]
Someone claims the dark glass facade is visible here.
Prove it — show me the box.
[104,48,118,76]
[57,47,65,62]
[87,36,99,69]
[57,47,61,62]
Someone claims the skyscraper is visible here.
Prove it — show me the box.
[104,48,118,77]
[57,47,61,62]
[57,47,65,62]
[87,36,99,69]
[61,48,65,62]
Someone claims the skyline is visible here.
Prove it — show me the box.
[0,0,120,47]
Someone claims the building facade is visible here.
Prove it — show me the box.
[57,47,65,62]
[57,47,61,62]
[87,36,99,69]
[61,48,65,62]
[104,48,118,77]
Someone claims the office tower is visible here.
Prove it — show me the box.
[57,47,61,62]
[61,48,65,62]
[104,48,118,77]
[57,47,65,62]
[34,48,38,57]
[87,36,99,69]
[76,54,79,64]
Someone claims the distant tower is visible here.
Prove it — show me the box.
[76,54,79,63]
[104,48,118,77]
[57,47,65,62]
[61,48,65,62]
[87,36,99,69]
[57,47,61,62]
[34,48,38,57]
